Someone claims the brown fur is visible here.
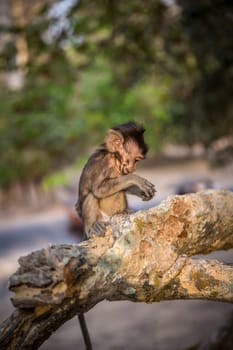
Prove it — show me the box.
[76,122,156,238]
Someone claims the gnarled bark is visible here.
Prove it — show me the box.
[0,190,233,350]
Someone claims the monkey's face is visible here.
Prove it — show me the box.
[120,140,144,175]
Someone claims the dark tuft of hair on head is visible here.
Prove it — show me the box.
[111,121,148,156]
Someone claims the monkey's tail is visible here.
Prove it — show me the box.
[78,314,93,350]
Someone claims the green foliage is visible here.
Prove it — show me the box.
[42,170,69,191]
[0,0,232,189]
[69,58,175,149]
[0,57,176,187]
[0,79,75,186]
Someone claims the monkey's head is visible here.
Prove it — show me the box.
[106,122,148,175]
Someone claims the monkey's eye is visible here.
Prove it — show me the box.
[135,157,143,162]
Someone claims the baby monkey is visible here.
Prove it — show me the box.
[76,121,156,238]
[75,122,155,349]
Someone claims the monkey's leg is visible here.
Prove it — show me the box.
[82,193,108,238]
[78,314,93,350]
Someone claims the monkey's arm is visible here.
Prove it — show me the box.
[92,174,155,201]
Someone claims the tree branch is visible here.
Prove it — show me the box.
[0,190,233,350]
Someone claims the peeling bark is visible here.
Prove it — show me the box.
[0,190,233,349]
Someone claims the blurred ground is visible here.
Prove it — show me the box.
[0,159,233,350]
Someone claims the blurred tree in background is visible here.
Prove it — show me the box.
[0,0,232,190]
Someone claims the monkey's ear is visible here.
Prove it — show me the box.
[105,130,124,152]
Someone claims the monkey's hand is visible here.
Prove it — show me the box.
[127,184,156,201]
[87,221,108,238]
[129,176,156,201]
[127,185,152,201]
